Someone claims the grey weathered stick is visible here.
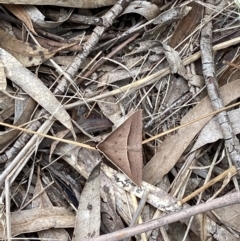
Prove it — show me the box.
[200,0,240,169]
[88,191,240,241]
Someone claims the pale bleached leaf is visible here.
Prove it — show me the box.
[121,1,160,21]
[143,79,240,185]
[73,163,101,240]
[0,47,72,129]
[192,108,240,151]
[0,207,75,239]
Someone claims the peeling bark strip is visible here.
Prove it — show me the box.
[200,0,240,169]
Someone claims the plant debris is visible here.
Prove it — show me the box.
[0,1,240,241]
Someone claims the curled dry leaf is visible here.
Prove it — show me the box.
[0,28,76,67]
[143,79,240,185]
[162,43,204,88]
[24,6,74,29]
[121,1,161,21]
[0,48,72,129]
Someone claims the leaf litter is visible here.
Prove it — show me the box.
[0,1,240,241]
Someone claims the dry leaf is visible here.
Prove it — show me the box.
[192,108,240,151]
[214,203,240,232]
[0,28,76,67]
[143,79,240,185]
[97,93,122,125]
[0,97,36,151]
[0,0,118,8]
[0,207,75,238]
[4,4,37,34]
[169,2,203,48]
[32,167,70,240]
[24,6,74,29]
[100,173,125,233]
[0,60,6,91]
[121,1,161,21]
[0,47,72,129]
[97,110,143,186]
[162,43,204,88]
[73,163,101,240]
[142,6,191,40]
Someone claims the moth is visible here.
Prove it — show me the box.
[96,110,143,186]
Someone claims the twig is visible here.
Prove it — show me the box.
[65,35,240,108]
[200,0,240,169]
[180,166,237,204]
[88,191,240,241]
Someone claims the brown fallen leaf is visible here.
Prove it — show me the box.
[169,2,203,49]
[143,79,240,185]
[0,28,76,67]
[97,110,143,186]
[3,4,37,34]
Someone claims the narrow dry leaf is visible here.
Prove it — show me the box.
[169,2,203,48]
[97,110,143,186]
[0,28,76,67]
[143,79,240,185]
[73,163,101,240]
[4,4,37,34]
[121,1,161,21]
[0,207,75,238]
[0,0,118,8]
[0,47,72,129]
[32,167,70,240]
